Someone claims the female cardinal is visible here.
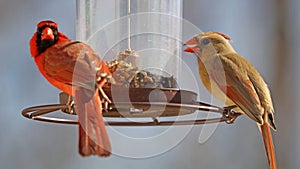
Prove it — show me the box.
[30,20,112,157]
[184,32,276,169]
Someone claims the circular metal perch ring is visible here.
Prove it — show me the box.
[22,101,242,126]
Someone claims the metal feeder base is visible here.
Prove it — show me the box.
[22,88,242,126]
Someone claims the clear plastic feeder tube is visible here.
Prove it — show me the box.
[77,0,183,88]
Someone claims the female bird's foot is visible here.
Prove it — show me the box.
[223,105,241,124]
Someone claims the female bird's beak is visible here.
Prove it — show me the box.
[184,47,195,53]
[183,38,199,53]
[41,27,54,41]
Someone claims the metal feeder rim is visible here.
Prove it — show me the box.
[22,101,242,126]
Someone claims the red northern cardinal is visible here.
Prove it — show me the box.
[30,20,111,157]
[184,32,276,169]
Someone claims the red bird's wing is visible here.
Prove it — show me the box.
[208,54,264,124]
[42,40,111,156]
[43,40,103,91]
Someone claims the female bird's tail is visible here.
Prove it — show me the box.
[260,123,276,169]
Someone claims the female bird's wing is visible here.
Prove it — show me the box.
[207,53,264,124]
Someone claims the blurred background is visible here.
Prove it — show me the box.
[0,0,299,169]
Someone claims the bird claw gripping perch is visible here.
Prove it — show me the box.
[58,70,113,115]
[59,78,113,115]
[59,90,111,115]
[59,92,76,114]
[222,105,242,124]
[97,72,113,111]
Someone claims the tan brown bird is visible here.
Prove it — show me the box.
[184,32,276,169]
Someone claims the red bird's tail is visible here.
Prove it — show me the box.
[75,88,111,157]
[260,123,277,169]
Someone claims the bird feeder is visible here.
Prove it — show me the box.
[23,1,241,128]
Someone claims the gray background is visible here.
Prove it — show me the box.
[0,0,299,169]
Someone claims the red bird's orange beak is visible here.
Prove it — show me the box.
[183,38,199,53]
[41,27,54,41]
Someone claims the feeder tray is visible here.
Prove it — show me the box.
[22,87,242,126]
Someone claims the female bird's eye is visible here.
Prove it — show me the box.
[202,38,210,46]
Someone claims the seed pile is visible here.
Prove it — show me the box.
[105,50,177,88]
